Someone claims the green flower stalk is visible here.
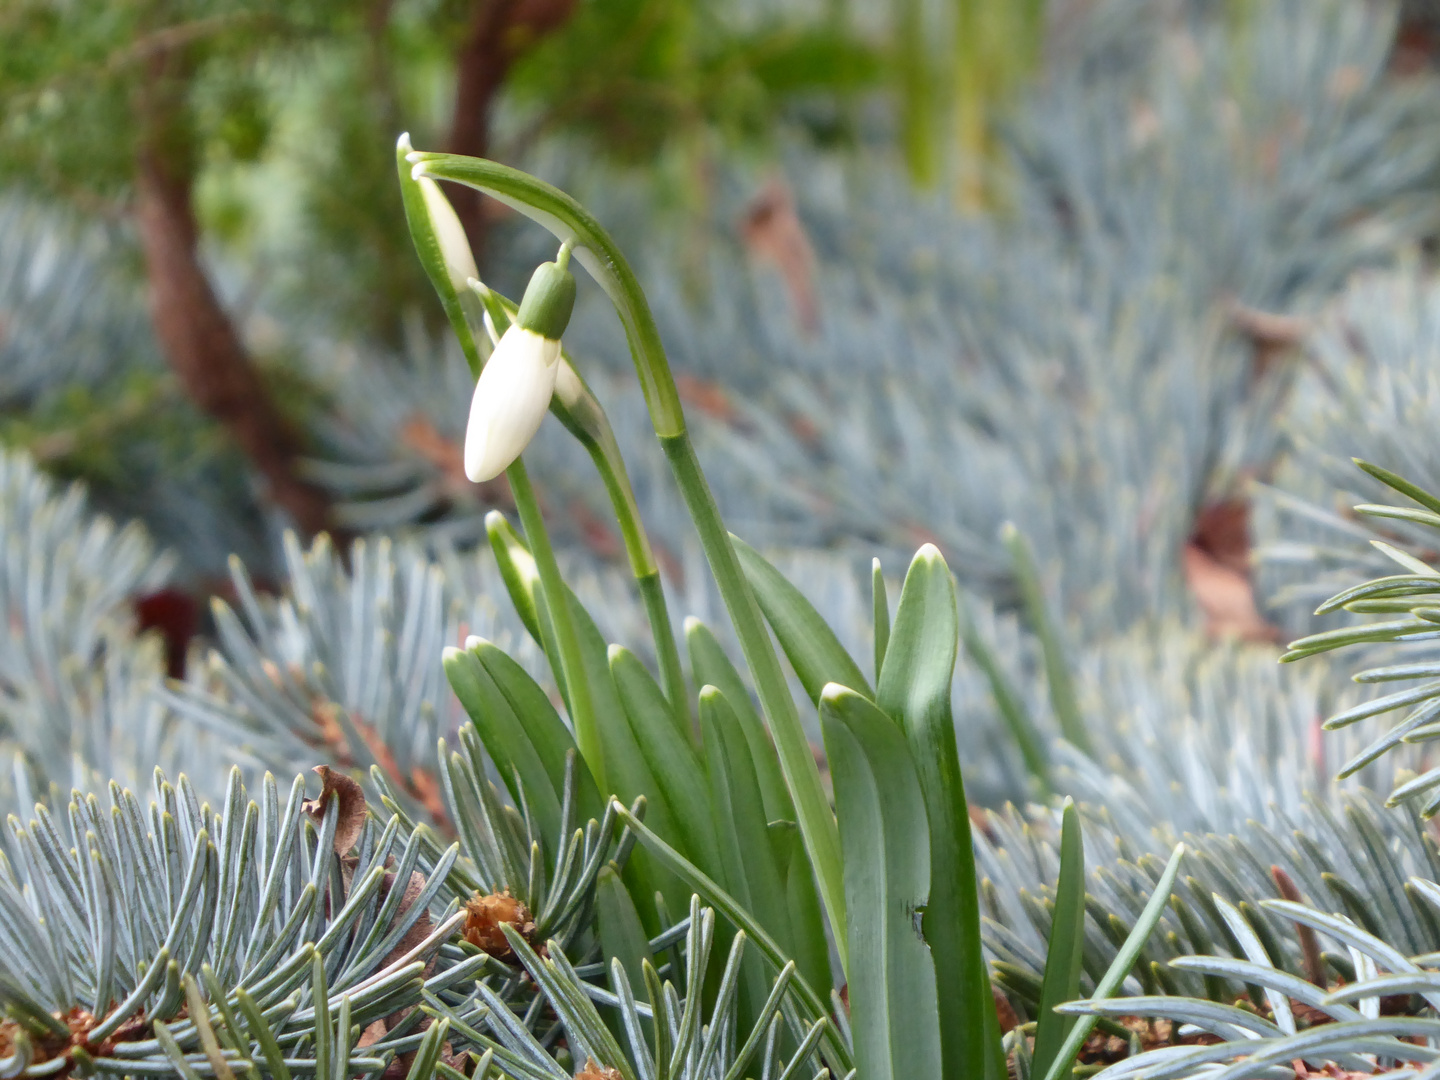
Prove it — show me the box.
[405,147,849,972]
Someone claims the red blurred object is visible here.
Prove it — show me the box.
[133,587,199,679]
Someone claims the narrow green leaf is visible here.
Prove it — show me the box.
[821,683,942,1080]
[1316,574,1440,615]
[1355,459,1440,518]
[596,864,654,1004]
[685,618,793,825]
[485,513,544,645]
[875,545,1001,1080]
[700,688,792,930]
[1356,504,1440,531]
[485,514,683,921]
[772,820,834,999]
[1283,618,1439,662]
[1031,800,1086,1080]
[611,645,720,875]
[442,644,564,841]
[873,558,890,681]
[699,686,782,1027]
[1003,524,1093,756]
[1039,843,1187,1080]
[732,534,872,703]
[957,589,1050,792]
[1371,540,1440,578]
[472,640,605,827]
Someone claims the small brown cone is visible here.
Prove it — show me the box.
[463,890,536,960]
[575,1061,623,1080]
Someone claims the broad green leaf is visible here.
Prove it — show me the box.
[700,687,792,926]
[957,588,1050,792]
[731,534,872,703]
[685,617,793,824]
[596,864,653,1004]
[570,612,686,926]
[875,544,1002,1080]
[1040,843,1188,1080]
[699,686,783,1026]
[1031,799,1086,1080]
[472,640,604,827]
[442,644,564,841]
[821,683,942,1080]
[773,820,834,1000]
[611,645,720,875]
[1003,523,1093,756]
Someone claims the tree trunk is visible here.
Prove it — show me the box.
[446,0,577,257]
[134,141,334,539]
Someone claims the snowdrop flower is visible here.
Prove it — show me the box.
[464,252,577,482]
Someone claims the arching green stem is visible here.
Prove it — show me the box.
[408,150,848,973]
[397,138,686,737]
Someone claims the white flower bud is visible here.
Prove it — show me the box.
[464,326,561,482]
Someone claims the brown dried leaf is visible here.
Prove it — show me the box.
[1182,544,1278,643]
[357,1020,389,1049]
[575,1061,624,1080]
[741,178,818,334]
[303,766,368,856]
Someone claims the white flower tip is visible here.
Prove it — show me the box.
[405,150,424,163]
[464,634,485,651]
[463,327,560,482]
[409,161,428,180]
[396,132,413,152]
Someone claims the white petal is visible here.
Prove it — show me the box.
[464,327,560,482]
[418,178,478,292]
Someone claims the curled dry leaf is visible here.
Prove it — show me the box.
[303,765,368,855]
[575,1061,623,1080]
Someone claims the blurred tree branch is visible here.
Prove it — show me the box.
[445,0,577,259]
